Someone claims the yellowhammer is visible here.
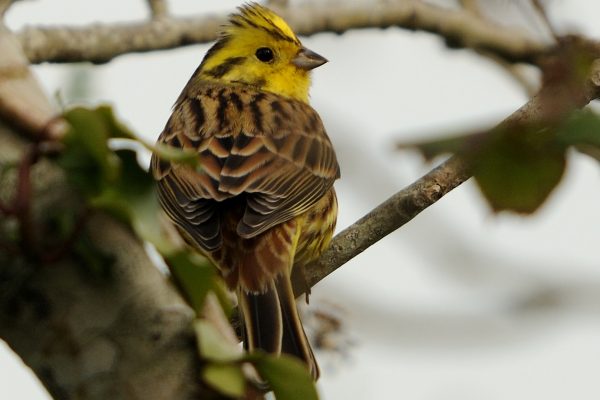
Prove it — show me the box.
[151,3,339,380]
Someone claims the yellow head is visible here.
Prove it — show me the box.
[196,3,327,103]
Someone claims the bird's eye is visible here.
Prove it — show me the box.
[255,47,274,63]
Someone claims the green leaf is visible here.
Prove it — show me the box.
[59,107,119,196]
[95,105,138,139]
[60,105,200,245]
[58,105,225,311]
[400,122,568,214]
[88,148,166,244]
[166,251,217,314]
[99,105,200,167]
[472,128,566,214]
[153,143,200,167]
[397,131,486,160]
[252,354,319,400]
[194,320,242,362]
[557,109,600,160]
[107,150,162,241]
[99,104,199,166]
[202,363,246,398]
[57,104,233,325]
[557,109,600,146]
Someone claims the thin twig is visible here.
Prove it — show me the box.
[146,0,168,19]
[460,0,482,17]
[502,64,540,97]
[531,0,557,39]
[17,0,549,64]
[0,0,13,17]
[483,52,540,97]
[459,0,540,96]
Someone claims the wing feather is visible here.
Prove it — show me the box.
[151,83,340,251]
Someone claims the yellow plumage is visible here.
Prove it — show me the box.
[151,3,339,381]
[193,4,318,102]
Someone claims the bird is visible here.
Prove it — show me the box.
[150,2,339,380]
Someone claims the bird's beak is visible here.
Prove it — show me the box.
[292,47,328,70]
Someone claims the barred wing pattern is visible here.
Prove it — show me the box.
[151,83,340,253]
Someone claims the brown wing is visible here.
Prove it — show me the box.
[151,83,339,252]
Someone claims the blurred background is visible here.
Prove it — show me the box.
[2,0,600,398]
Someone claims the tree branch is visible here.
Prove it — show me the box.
[0,24,66,139]
[18,0,549,64]
[296,156,469,293]
[0,21,211,400]
[0,126,209,399]
[300,55,600,292]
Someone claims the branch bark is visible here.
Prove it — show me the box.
[299,156,468,292]
[17,0,549,64]
[0,127,209,400]
[0,21,209,400]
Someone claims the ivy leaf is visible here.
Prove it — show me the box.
[557,109,600,161]
[59,107,119,196]
[251,354,319,400]
[95,105,138,139]
[397,131,487,161]
[89,148,164,242]
[557,109,600,146]
[152,143,200,167]
[202,363,246,398]
[400,123,568,214]
[59,105,186,252]
[472,128,566,213]
[60,106,198,187]
[166,251,218,314]
[97,104,199,167]
[59,105,220,313]
[194,320,242,362]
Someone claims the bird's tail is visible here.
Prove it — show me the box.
[238,272,319,380]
